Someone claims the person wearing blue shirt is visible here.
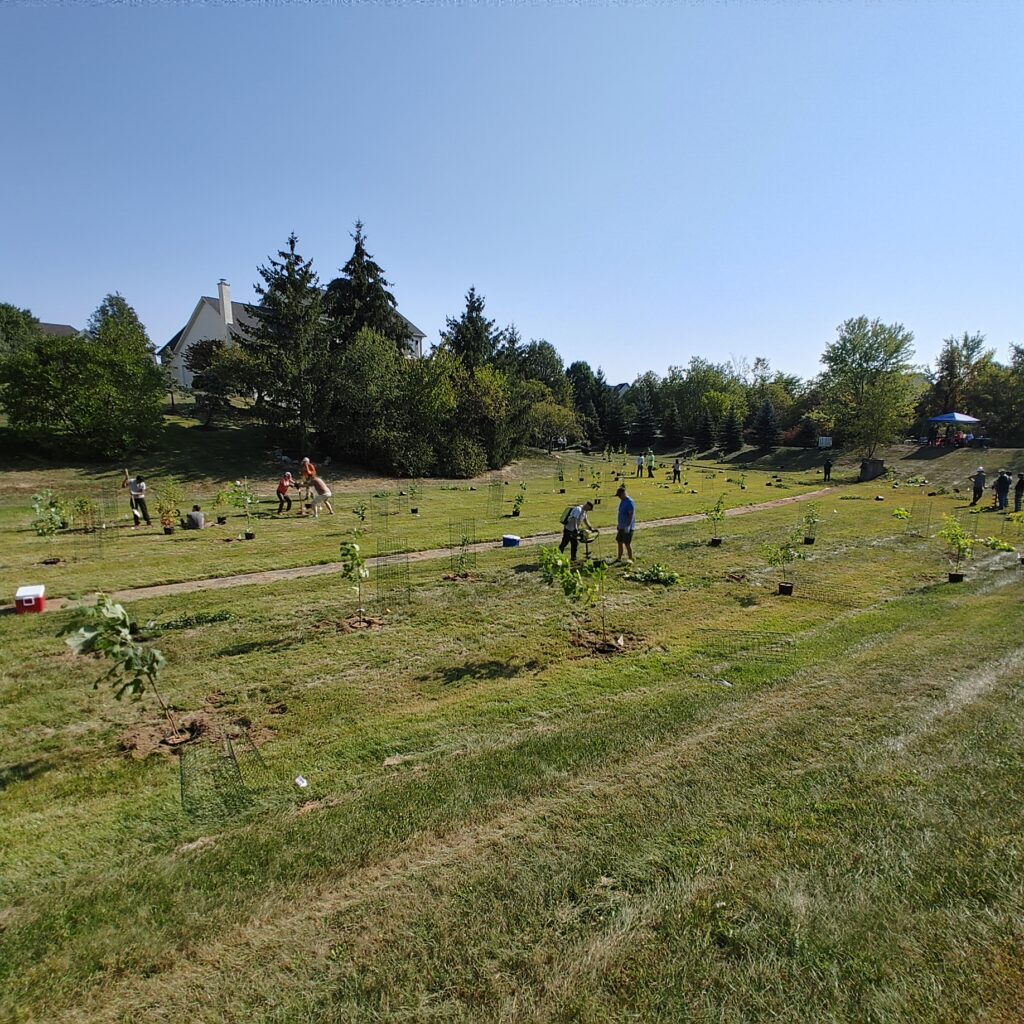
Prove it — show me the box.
[614,485,636,563]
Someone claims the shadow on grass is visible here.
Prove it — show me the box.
[0,758,52,790]
[217,637,301,658]
[424,658,544,687]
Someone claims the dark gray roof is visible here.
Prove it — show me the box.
[38,322,78,337]
[158,328,185,358]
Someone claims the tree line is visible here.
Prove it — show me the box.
[1,224,1022,467]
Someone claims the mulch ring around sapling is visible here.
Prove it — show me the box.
[570,630,643,656]
[314,614,386,633]
[117,711,275,760]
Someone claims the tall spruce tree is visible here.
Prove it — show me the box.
[662,401,684,444]
[751,398,782,448]
[602,387,627,445]
[629,392,659,447]
[441,287,503,370]
[695,407,718,451]
[719,404,745,452]
[323,221,410,352]
[237,233,329,452]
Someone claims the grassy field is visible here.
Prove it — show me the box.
[2,417,1023,1022]
[0,415,841,600]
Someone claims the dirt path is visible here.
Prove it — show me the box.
[34,488,832,612]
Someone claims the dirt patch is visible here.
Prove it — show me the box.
[296,796,344,816]
[441,572,480,582]
[570,630,642,656]
[117,711,275,759]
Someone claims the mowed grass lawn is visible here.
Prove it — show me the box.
[0,415,837,599]
[2,458,1024,1023]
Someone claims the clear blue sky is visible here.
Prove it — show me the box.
[2,1,1022,383]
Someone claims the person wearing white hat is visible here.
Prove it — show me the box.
[969,467,985,506]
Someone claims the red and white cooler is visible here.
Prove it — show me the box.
[15,585,46,614]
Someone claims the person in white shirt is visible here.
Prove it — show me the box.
[121,469,151,526]
[559,500,594,561]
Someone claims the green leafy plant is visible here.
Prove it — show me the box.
[703,493,727,541]
[30,489,69,537]
[154,477,185,527]
[59,595,178,735]
[801,501,822,539]
[982,536,1015,552]
[625,563,681,586]
[937,515,973,573]
[225,479,258,525]
[762,527,806,584]
[70,497,100,531]
[539,547,609,637]
[512,493,525,515]
[339,541,370,623]
[352,501,368,522]
[892,507,911,520]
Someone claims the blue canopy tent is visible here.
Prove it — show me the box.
[928,412,980,424]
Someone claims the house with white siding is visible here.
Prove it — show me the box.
[159,279,427,388]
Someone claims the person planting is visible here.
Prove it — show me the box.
[309,475,334,518]
[276,472,295,514]
[559,500,595,562]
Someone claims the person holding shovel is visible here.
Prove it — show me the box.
[276,471,295,514]
[121,469,151,527]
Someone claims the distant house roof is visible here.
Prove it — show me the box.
[38,322,78,337]
[161,295,427,357]
[610,382,630,397]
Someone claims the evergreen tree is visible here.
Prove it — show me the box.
[237,233,329,452]
[662,401,684,444]
[323,221,410,352]
[751,398,782,448]
[695,407,718,451]
[602,387,627,445]
[719,404,744,452]
[629,392,659,447]
[440,287,503,370]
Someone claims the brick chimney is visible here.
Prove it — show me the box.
[218,279,233,327]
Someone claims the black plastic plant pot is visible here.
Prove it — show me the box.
[410,507,419,515]
[217,516,227,525]
[778,581,794,596]
[559,489,565,494]
[245,531,255,541]
[512,509,521,517]
[709,537,722,547]
[163,526,174,535]
[804,537,816,545]
[948,572,964,583]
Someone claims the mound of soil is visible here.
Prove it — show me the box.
[117,712,275,760]
[571,630,642,656]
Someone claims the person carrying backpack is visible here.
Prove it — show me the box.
[559,500,594,562]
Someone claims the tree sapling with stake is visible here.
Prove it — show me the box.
[339,541,370,624]
[704,492,727,545]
